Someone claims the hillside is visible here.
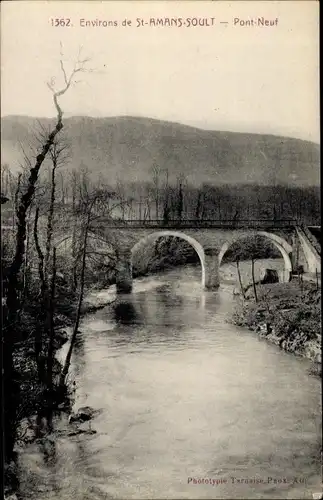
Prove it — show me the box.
[1,115,320,186]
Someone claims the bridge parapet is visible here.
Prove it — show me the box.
[95,218,297,230]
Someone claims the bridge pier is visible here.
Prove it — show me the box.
[291,233,302,272]
[115,249,133,294]
[204,249,220,290]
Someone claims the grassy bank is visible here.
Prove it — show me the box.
[231,281,321,376]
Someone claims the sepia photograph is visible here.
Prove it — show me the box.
[1,1,321,499]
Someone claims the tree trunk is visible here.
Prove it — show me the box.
[152,166,160,220]
[46,248,57,393]
[139,195,142,220]
[163,201,170,225]
[34,207,47,384]
[236,258,246,299]
[195,191,201,220]
[44,160,57,283]
[154,179,159,221]
[201,192,207,220]
[59,214,90,387]
[22,216,31,303]
[72,260,78,292]
[155,193,159,221]
[146,200,151,221]
[12,173,21,232]
[60,172,65,205]
[251,258,258,303]
[177,182,183,222]
[34,207,46,300]
[33,206,47,380]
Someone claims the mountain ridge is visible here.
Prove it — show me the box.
[2,114,320,145]
[1,115,320,187]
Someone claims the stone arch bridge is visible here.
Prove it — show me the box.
[56,220,320,293]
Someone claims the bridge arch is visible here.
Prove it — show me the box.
[131,230,206,288]
[218,231,292,282]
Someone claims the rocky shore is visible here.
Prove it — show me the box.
[231,280,321,376]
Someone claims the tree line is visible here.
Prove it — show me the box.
[2,163,321,226]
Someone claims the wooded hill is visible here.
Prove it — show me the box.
[1,115,320,187]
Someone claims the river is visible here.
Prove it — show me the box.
[17,260,322,500]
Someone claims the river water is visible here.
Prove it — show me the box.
[18,261,321,500]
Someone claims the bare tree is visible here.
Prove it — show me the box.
[151,165,161,220]
[195,190,202,220]
[162,168,171,225]
[251,256,258,303]
[33,207,46,300]
[175,173,186,222]
[143,186,153,221]
[69,169,79,291]
[136,183,144,220]
[33,206,47,380]
[46,247,57,393]
[6,52,88,321]
[3,49,91,463]
[21,204,33,303]
[59,196,95,388]
[44,136,70,284]
[115,180,127,220]
[58,184,133,387]
[236,257,246,299]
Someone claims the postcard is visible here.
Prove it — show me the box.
[1,1,321,499]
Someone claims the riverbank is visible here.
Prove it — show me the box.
[3,283,117,499]
[231,280,322,376]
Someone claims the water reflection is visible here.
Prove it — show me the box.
[108,291,190,348]
[114,300,139,325]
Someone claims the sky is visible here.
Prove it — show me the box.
[1,1,320,142]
